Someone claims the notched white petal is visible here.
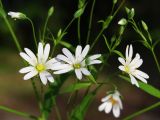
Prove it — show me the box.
[19,66,35,73]
[75,69,82,79]
[76,45,82,58]
[24,70,38,80]
[81,45,90,58]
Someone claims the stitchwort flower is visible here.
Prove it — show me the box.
[118,44,149,87]
[53,45,102,80]
[98,90,123,118]
[8,11,27,20]
[19,42,57,85]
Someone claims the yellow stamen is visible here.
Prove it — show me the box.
[36,64,45,72]
[124,65,130,73]
[73,63,81,69]
[110,97,117,105]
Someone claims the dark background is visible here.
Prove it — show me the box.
[0,0,160,120]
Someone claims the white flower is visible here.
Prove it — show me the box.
[8,11,26,19]
[98,90,123,118]
[118,44,149,87]
[19,42,57,85]
[52,45,102,80]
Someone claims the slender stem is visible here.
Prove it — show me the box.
[31,80,43,111]
[90,0,125,51]
[4,17,22,51]
[0,105,37,120]
[27,18,38,48]
[54,101,62,120]
[86,0,96,44]
[90,29,104,51]
[42,15,49,42]
[151,49,160,73]
[63,18,75,33]
[112,0,126,18]
[0,0,3,7]
[77,17,81,44]
[123,101,160,120]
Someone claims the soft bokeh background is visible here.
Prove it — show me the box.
[0,0,160,120]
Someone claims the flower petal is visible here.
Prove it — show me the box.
[56,54,72,64]
[125,45,129,60]
[88,54,101,60]
[23,69,38,80]
[118,57,126,65]
[19,66,35,73]
[62,48,75,62]
[112,104,120,118]
[52,63,72,70]
[75,69,82,79]
[88,60,102,65]
[98,102,107,112]
[45,58,58,69]
[134,74,148,83]
[105,102,112,114]
[43,43,50,62]
[24,48,37,64]
[129,74,139,87]
[128,44,133,61]
[40,71,54,84]
[38,42,44,63]
[118,65,125,71]
[101,95,111,102]
[81,68,91,75]
[54,66,73,74]
[130,53,140,66]
[75,45,82,58]
[39,72,47,85]
[81,45,90,58]
[135,70,149,79]
[20,52,36,66]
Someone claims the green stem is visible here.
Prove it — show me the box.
[63,18,75,33]
[77,17,81,44]
[123,101,160,120]
[42,15,49,42]
[0,105,37,120]
[90,0,125,51]
[27,18,38,48]
[151,49,160,73]
[4,17,22,51]
[86,0,96,44]
[0,0,3,7]
[112,0,126,18]
[90,28,104,51]
[31,80,43,111]
[54,101,62,120]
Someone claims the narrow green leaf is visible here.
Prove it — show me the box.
[113,50,124,58]
[59,41,75,52]
[48,6,54,17]
[119,75,160,98]
[60,82,91,94]
[86,75,97,84]
[103,15,113,29]
[103,35,111,52]
[0,7,6,18]
[70,85,101,120]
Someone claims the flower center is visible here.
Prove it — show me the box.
[36,64,45,72]
[110,97,117,105]
[124,65,130,73]
[73,63,81,69]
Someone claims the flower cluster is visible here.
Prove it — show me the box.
[118,44,149,87]
[19,42,102,84]
[98,90,123,118]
